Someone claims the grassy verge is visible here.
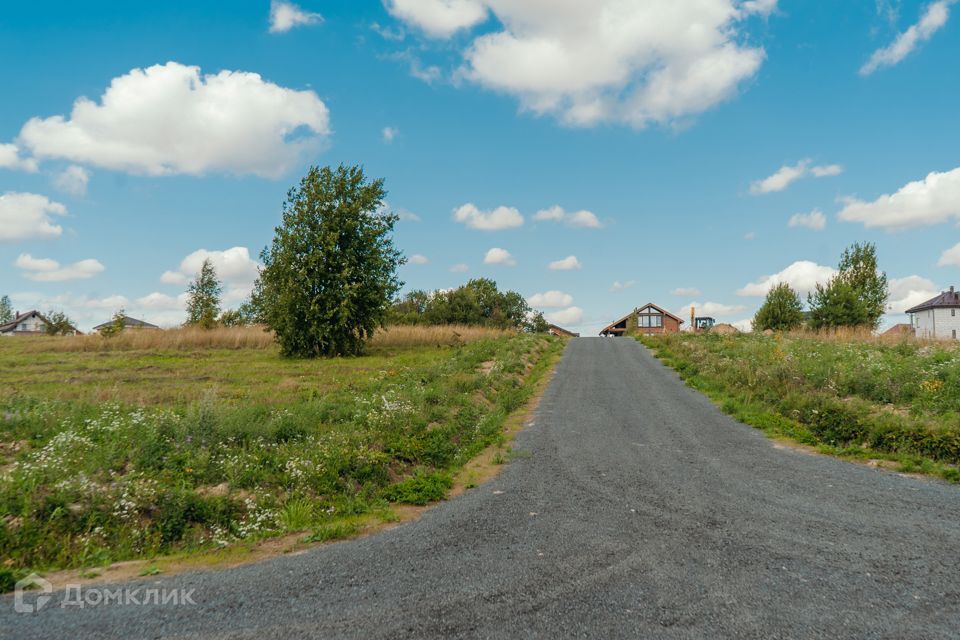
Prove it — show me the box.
[639,332,960,483]
[0,328,562,591]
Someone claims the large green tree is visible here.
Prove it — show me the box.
[253,165,404,357]
[808,242,888,330]
[753,283,804,332]
[185,258,223,329]
[808,278,869,329]
[388,279,534,330]
[0,295,12,324]
[837,242,888,328]
[43,310,76,336]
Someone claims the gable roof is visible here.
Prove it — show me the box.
[600,302,685,334]
[904,288,960,314]
[0,310,44,333]
[0,310,80,335]
[92,315,160,330]
[882,323,914,336]
[547,324,579,338]
[636,303,684,323]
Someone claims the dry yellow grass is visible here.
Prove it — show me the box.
[12,324,513,353]
[372,324,512,347]
[782,326,954,347]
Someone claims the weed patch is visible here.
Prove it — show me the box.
[641,333,960,482]
[0,332,562,588]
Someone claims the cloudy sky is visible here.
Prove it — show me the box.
[1,1,959,333]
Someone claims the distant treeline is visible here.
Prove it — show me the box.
[388,278,546,331]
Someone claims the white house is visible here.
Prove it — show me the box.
[906,287,960,340]
[0,310,79,337]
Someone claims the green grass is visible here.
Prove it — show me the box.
[0,332,561,588]
[640,332,960,482]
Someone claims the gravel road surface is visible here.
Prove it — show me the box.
[5,337,960,638]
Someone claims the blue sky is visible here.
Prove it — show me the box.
[1,0,959,334]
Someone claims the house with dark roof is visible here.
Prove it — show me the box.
[0,310,79,336]
[91,315,160,333]
[905,286,960,340]
[600,303,684,336]
[547,324,579,338]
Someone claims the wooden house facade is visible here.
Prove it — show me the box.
[599,303,684,337]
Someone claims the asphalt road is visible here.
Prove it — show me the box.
[6,337,960,639]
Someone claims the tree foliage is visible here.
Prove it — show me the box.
[528,311,550,334]
[808,278,870,329]
[0,295,12,324]
[185,258,223,329]
[253,165,404,357]
[837,242,888,327]
[753,283,804,332]
[99,309,127,338]
[43,310,76,336]
[218,300,262,327]
[388,278,534,330]
[809,242,888,330]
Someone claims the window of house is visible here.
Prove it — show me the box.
[638,313,663,328]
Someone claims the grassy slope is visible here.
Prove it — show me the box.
[0,329,562,589]
[640,332,960,482]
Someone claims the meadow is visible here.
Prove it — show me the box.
[641,331,960,481]
[0,326,561,590]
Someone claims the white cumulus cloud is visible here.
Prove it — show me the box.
[546,306,584,326]
[750,159,844,194]
[527,290,574,308]
[389,1,775,128]
[887,275,940,313]
[16,62,330,177]
[788,209,826,231]
[0,192,68,241]
[408,254,429,264]
[15,253,105,282]
[0,143,38,172]
[136,292,188,310]
[449,263,469,273]
[938,242,960,267]
[838,166,960,231]
[382,126,399,143]
[483,247,517,267]
[737,260,836,297]
[53,165,90,196]
[675,301,747,318]
[269,1,323,33]
[533,205,602,228]
[548,255,582,270]
[453,203,524,230]
[611,280,636,292]
[483,247,516,266]
[861,0,955,75]
[385,0,489,38]
[161,247,261,303]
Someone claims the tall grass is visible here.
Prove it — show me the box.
[0,333,561,587]
[784,326,940,346]
[13,324,512,353]
[642,332,960,478]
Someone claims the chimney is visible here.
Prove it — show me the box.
[691,306,695,331]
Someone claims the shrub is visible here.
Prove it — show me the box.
[383,469,453,505]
